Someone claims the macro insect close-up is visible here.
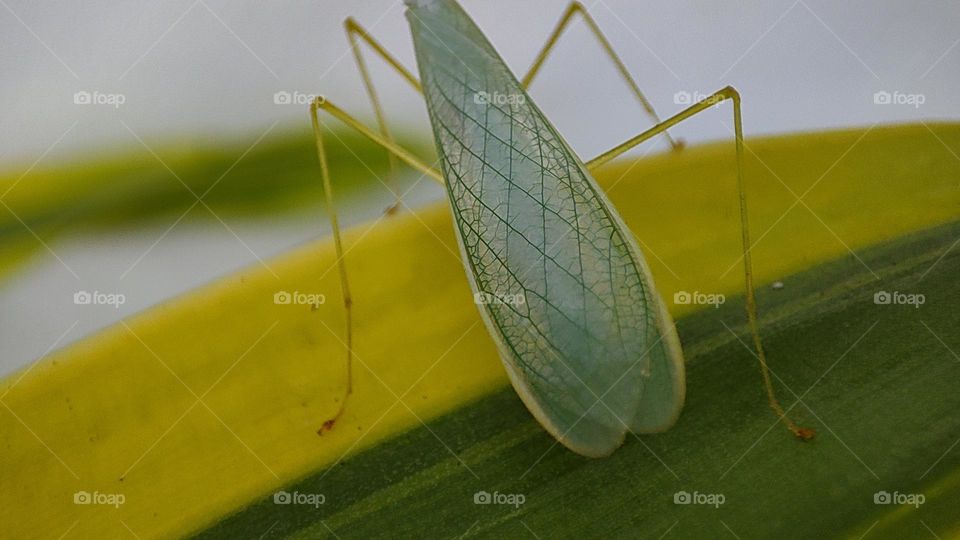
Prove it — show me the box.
[312,0,811,455]
[1,0,959,538]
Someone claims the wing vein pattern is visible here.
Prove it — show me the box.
[405,0,684,456]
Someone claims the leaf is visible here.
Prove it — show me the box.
[0,128,427,278]
[1,124,958,538]
[202,219,960,538]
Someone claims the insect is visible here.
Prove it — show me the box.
[310,0,813,456]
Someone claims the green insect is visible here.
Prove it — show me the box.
[310,0,813,456]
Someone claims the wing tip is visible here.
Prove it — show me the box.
[404,0,442,9]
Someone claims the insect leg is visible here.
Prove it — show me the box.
[588,87,816,441]
[520,1,683,151]
[344,17,424,213]
[309,97,441,434]
[314,99,442,183]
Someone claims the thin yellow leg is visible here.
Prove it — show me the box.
[521,1,683,151]
[344,17,424,213]
[589,87,815,441]
[310,97,441,434]
[315,99,442,184]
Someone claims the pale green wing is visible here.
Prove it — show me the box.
[405,0,685,456]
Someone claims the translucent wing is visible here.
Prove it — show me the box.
[405,0,685,456]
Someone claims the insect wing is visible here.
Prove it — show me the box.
[406,0,684,456]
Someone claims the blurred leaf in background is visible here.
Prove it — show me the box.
[0,128,432,278]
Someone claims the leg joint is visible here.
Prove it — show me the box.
[310,96,328,113]
[344,17,366,37]
[566,1,587,18]
[718,85,740,104]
